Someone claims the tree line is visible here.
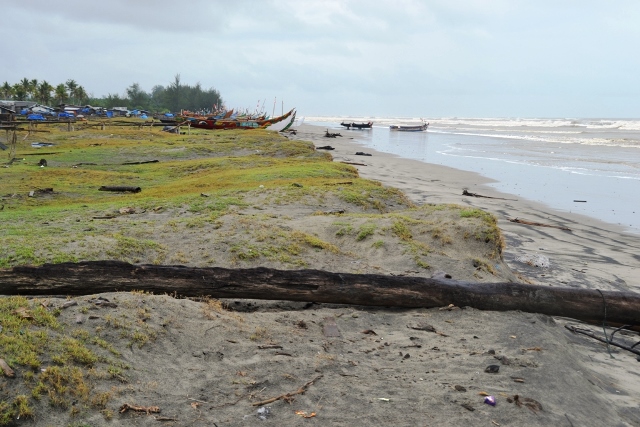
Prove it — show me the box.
[0,74,223,113]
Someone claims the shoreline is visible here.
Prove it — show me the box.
[290,124,639,293]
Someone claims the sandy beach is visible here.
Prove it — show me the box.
[291,124,639,294]
[3,125,640,426]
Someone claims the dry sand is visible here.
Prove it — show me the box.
[9,125,640,426]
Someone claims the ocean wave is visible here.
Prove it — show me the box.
[307,116,640,131]
[434,130,640,148]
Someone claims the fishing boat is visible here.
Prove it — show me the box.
[267,111,297,132]
[340,121,373,130]
[389,121,428,132]
[187,109,295,130]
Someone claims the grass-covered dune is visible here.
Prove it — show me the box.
[0,120,515,424]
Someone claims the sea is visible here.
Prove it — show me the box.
[304,116,640,235]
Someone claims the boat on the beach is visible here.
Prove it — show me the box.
[340,121,373,130]
[390,121,428,132]
[267,111,297,132]
[187,109,295,130]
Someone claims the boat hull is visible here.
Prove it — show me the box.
[389,123,428,132]
[188,109,295,130]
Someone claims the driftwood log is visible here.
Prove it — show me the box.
[0,261,639,327]
[98,186,141,193]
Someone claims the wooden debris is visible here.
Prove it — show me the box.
[98,186,142,193]
[13,307,33,320]
[408,322,449,337]
[121,160,159,165]
[258,345,283,350]
[119,403,161,414]
[62,300,77,309]
[0,359,15,378]
[507,217,571,231]
[324,130,342,138]
[340,161,367,166]
[462,189,516,201]
[3,261,640,328]
[565,324,640,356]
[252,375,323,406]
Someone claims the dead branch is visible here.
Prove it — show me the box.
[564,325,640,356]
[119,403,161,414]
[340,161,367,166]
[252,375,323,406]
[462,189,516,201]
[121,160,159,165]
[98,186,142,193]
[508,217,571,231]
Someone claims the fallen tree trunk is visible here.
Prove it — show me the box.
[1,261,639,326]
[98,186,141,193]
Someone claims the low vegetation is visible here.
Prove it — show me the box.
[0,118,506,424]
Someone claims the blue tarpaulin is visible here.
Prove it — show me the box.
[27,114,45,121]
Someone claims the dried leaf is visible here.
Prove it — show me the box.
[478,391,490,396]
[295,410,317,418]
[190,402,200,409]
[361,329,377,335]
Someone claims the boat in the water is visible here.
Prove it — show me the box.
[340,121,373,130]
[187,109,295,130]
[389,121,428,132]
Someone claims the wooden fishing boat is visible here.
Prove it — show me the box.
[340,121,373,129]
[188,109,295,130]
[267,111,297,132]
[389,122,428,132]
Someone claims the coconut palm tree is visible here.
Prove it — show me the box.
[13,83,27,101]
[37,81,54,105]
[55,84,68,104]
[75,86,88,105]
[1,81,13,99]
[19,78,32,100]
[30,79,39,100]
[65,79,78,104]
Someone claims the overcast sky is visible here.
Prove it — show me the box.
[3,1,639,118]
